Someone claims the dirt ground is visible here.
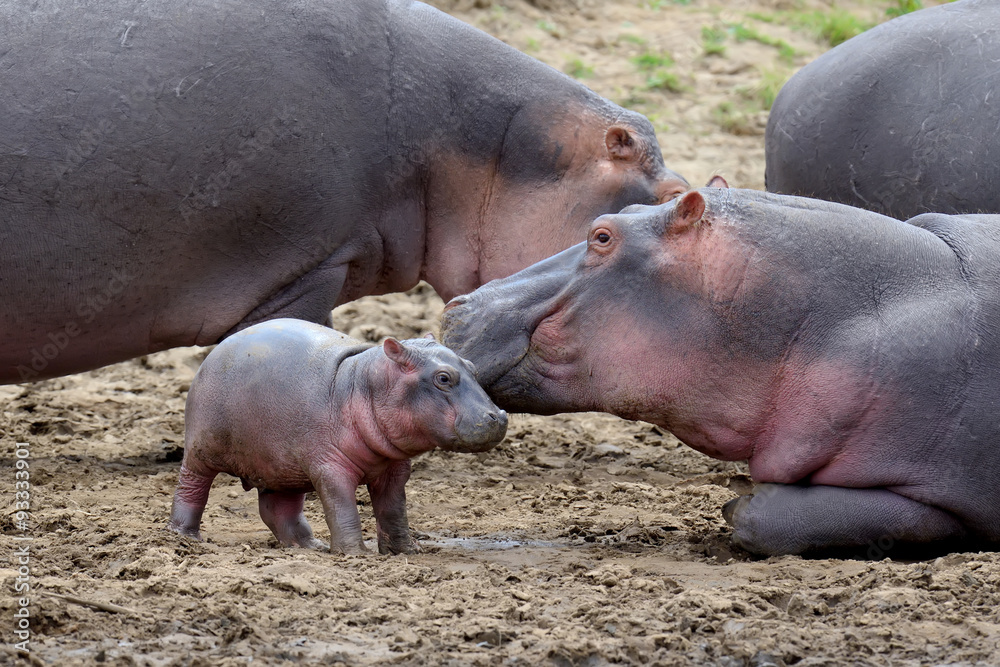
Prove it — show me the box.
[5,0,1000,665]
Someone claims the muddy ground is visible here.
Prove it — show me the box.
[4,0,1000,665]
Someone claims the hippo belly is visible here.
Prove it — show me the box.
[0,0,687,384]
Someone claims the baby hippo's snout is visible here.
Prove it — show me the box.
[453,407,508,451]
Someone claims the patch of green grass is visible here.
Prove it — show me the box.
[701,26,727,56]
[739,68,789,110]
[713,101,759,135]
[524,37,540,52]
[727,22,797,62]
[619,33,648,46]
[715,68,791,134]
[632,51,675,70]
[646,69,683,92]
[886,0,923,18]
[813,10,871,46]
[537,20,559,37]
[747,10,873,47]
[631,50,685,93]
[564,58,594,79]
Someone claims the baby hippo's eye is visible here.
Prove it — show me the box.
[434,370,455,389]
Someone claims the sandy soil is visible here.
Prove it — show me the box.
[5,1,1000,665]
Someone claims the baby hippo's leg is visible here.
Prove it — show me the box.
[312,468,370,555]
[257,490,328,550]
[369,459,421,555]
[168,463,217,540]
[724,483,967,556]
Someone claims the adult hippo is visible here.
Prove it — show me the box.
[0,0,687,384]
[765,0,1000,220]
[442,186,1000,556]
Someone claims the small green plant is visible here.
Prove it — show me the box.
[701,26,727,56]
[564,58,594,79]
[631,50,685,93]
[713,101,758,135]
[632,51,674,70]
[815,10,870,45]
[646,69,683,92]
[886,0,923,18]
[745,10,874,47]
[619,33,648,46]
[537,20,559,37]
[727,23,797,62]
[740,68,789,110]
[524,37,540,52]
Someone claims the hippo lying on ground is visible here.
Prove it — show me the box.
[1,0,687,384]
[766,0,1000,220]
[169,319,506,555]
[442,187,1000,556]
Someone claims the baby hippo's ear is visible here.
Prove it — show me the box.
[424,332,437,341]
[665,190,706,236]
[383,338,418,371]
[706,175,729,188]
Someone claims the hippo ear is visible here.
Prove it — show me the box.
[706,175,729,188]
[605,126,638,161]
[423,332,437,341]
[667,190,706,235]
[383,338,417,371]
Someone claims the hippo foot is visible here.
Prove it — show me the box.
[331,541,372,556]
[378,536,422,556]
[721,484,968,557]
[166,521,203,541]
[281,537,329,550]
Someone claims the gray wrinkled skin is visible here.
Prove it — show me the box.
[1,0,687,384]
[443,188,1000,556]
[766,0,1000,220]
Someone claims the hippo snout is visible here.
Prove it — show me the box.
[451,409,508,452]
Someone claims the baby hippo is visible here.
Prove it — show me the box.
[168,319,507,555]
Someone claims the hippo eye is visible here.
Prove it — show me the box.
[434,371,455,389]
[590,228,613,250]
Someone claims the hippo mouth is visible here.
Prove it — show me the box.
[446,410,509,452]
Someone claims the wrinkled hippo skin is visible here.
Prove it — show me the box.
[766,0,1000,220]
[169,319,506,555]
[0,0,688,384]
[443,187,1000,556]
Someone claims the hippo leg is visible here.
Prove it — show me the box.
[168,463,216,540]
[368,459,421,555]
[312,469,370,555]
[257,490,328,550]
[723,484,967,557]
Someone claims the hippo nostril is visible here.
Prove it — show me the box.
[487,412,498,422]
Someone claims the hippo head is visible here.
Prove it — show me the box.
[381,336,507,453]
[440,185,831,439]
[424,101,689,300]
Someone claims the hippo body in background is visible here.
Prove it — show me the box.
[765,0,1000,220]
[169,319,506,555]
[442,187,1000,556]
[0,0,687,384]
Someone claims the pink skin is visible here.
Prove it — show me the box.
[169,320,506,555]
[444,183,993,555]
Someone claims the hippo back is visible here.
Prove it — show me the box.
[765,0,1000,219]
